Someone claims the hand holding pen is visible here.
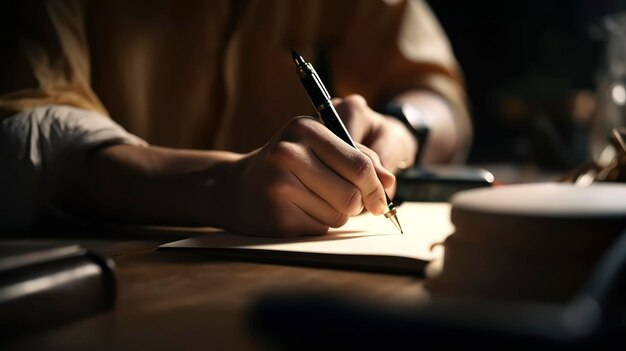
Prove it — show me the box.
[230,116,397,237]
[290,49,403,233]
[216,50,400,237]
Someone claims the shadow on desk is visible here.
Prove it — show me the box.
[0,216,220,258]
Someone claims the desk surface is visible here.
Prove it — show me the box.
[3,234,430,350]
[0,165,597,350]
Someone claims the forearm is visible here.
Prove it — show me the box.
[64,144,245,227]
[391,90,470,164]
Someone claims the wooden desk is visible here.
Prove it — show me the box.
[3,234,429,350]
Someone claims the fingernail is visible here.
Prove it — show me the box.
[374,197,388,215]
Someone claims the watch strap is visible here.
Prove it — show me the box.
[383,102,430,164]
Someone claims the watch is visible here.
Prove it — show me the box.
[383,102,430,164]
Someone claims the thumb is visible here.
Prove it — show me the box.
[331,97,343,107]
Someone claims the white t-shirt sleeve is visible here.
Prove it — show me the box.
[0,105,147,232]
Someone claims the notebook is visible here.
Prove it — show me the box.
[158,202,453,275]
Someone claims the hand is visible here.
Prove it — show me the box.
[226,117,395,237]
[333,94,418,173]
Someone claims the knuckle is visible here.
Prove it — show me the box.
[354,155,374,181]
[267,141,297,166]
[284,116,316,140]
[344,188,362,214]
[360,146,379,162]
[343,94,367,112]
[364,186,383,203]
[344,94,367,106]
[342,101,358,115]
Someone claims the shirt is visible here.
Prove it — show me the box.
[0,0,470,231]
[0,0,470,153]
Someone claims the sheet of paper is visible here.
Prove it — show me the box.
[160,202,454,262]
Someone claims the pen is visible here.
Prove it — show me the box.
[290,48,403,234]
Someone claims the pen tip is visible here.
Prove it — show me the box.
[387,212,403,234]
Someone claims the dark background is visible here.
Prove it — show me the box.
[427,0,626,170]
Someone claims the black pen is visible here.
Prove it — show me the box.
[290,48,403,234]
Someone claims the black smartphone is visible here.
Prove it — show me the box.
[395,165,494,202]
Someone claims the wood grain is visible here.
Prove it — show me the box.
[3,237,428,350]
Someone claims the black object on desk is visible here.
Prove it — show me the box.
[0,243,116,338]
[395,165,494,202]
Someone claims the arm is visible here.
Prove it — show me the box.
[1,106,393,237]
[65,117,395,237]
[67,145,244,228]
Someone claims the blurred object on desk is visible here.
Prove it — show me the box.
[248,228,626,349]
[561,127,626,185]
[425,182,626,303]
[0,243,116,340]
[476,163,563,184]
[568,9,626,186]
[589,11,626,162]
[395,165,494,202]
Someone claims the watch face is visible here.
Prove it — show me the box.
[401,104,430,130]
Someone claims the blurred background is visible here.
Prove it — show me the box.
[428,0,626,173]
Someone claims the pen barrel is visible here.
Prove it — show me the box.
[318,104,358,149]
[300,73,331,109]
[298,68,357,149]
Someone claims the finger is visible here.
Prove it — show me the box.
[263,170,332,237]
[293,120,388,215]
[279,118,387,215]
[273,140,364,216]
[275,169,351,231]
[343,94,368,107]
[358,144,396,191]
[289,182,351,229]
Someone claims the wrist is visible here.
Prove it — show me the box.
[191,151,247,228]
[383,102,431,164]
